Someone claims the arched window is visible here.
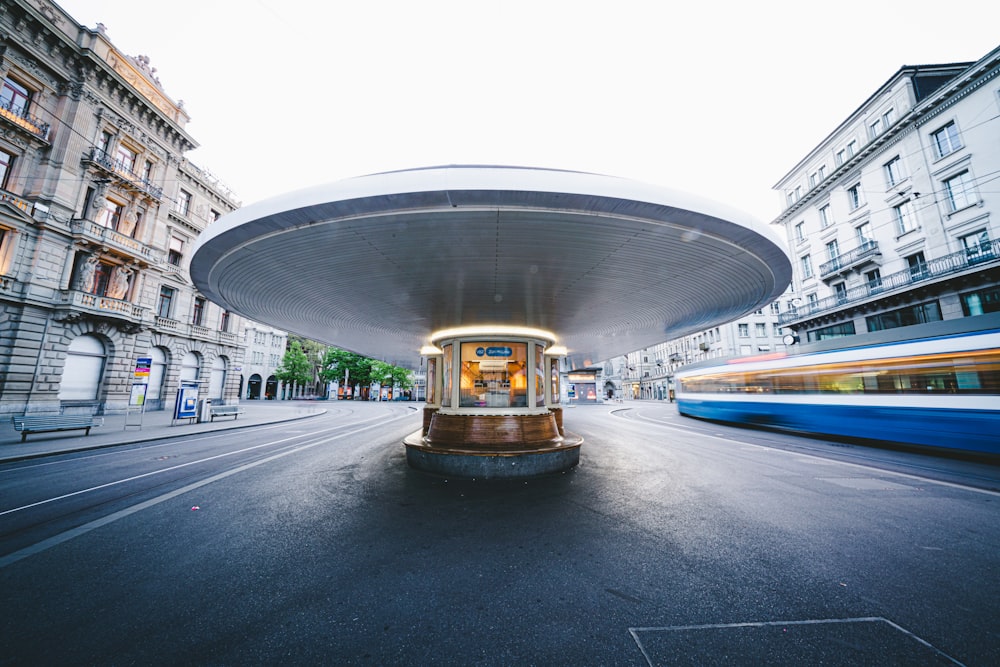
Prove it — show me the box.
[147,347,168,405]
[180,351,201,383]
[59,335,106,400]
[208,356,227,400]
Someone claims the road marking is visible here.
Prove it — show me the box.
[0,415,409,568]
[624,410,1000,497]
[0,415,393,517]
[818,477,916,491]
[0,418,351,474]
[629,617,965,667]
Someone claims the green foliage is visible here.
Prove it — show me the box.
[319,348,372,387]
[370,360,414,390]
[275,340,313,388]
[288,335,326,381]
[321,348,413,392]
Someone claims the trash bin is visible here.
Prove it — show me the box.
[197,399,212,423]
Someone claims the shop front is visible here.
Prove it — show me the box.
[566,370,599,404]
[404,328,582,478]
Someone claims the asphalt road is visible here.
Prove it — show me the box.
[2,402,998,665]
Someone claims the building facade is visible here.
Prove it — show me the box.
[242,324,287,400]
[606,44,1000,396]
[0,1,248,415]
[606,304,791,401]
[773,45,1000,342]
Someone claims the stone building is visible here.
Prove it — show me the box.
[773,45,1000,341]
[242,323,287,401]
[0,1,247,415]
[607,44,999,395]
[608,302,792,401]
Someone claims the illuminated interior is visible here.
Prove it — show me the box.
[425,335,564,412]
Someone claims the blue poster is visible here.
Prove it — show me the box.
[174,381,199,419]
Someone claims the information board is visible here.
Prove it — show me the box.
[174,381,199,420]
[129,382,148,407]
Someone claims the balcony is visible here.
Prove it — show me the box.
[780,237,1000,325]
[57,290,147,329]
[819,239,880,278]
[0,189,50,222]
[71,219,163,265]
[191,324,214,340]
[151,317,245,346]
[0,102,49,141]
[218,331,241,346]
[84,148,163,201]
[154,316,181,332]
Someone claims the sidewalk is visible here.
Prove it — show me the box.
[0,401,327,463]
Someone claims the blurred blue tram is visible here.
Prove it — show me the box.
[673,314,1000,455]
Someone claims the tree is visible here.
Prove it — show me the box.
[319,348,372,396]
[321,349,413,399]
[371,360,414,393]
[275,340,312,395]
[288,334,327,393]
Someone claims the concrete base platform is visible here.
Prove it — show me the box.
[403,431,583,479]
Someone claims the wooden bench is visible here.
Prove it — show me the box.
[11,414,104,442]
[209,405,246,421]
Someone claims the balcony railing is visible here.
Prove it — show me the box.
[152,317,244,345]
[819,239,880,277]
[780,238,1000,325]
[0,102,49,140]
[191,324,214,340]
[71,219,163,264]
[0,189,48,221]
[59,290,147,323]
[85,148,164,200]
[155,316,180,331]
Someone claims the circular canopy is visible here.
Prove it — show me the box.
[190,165,791,369]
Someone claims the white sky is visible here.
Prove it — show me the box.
[55,0,1000,222]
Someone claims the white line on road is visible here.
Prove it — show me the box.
[623,409,1000,497]
[0,415,391,517]
[0,415,409,568]
[628,617,965,667]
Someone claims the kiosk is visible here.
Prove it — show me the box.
[404,327,581,478]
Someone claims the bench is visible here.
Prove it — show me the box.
[11,414,104,442]
[209,405,246,421]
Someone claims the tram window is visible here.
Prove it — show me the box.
[681,350,1000,397]
[903,373,952,393]
[977,363,1000,394]
[769,370,817,393]
[818,371,865,393]
[876,373,899,392]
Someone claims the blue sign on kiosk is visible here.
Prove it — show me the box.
[476,346,513,357]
